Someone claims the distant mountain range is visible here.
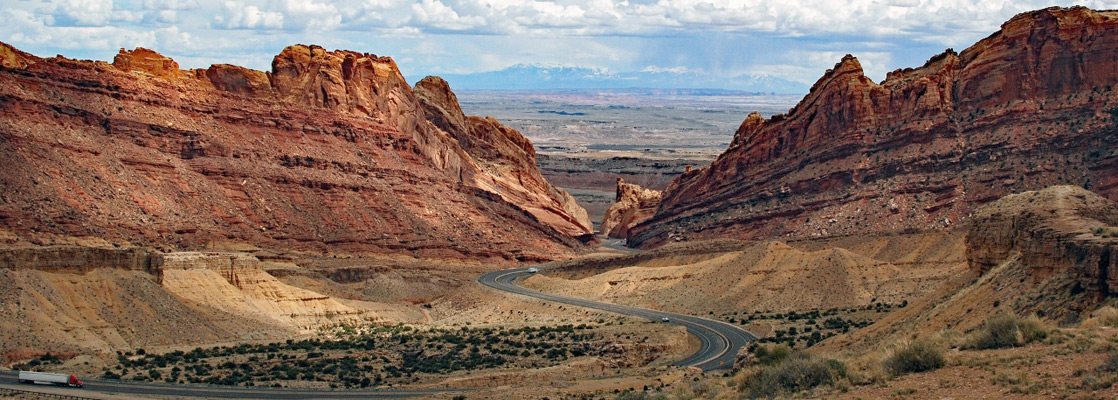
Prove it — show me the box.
[409,64,810,94]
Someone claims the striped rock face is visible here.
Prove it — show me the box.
[630,7,1118,248]
[0,43,592,263]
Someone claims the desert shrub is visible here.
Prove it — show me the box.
[614,390,668,400]
[1017,314,1048,343]
[752,344,792,366]
[744,353,846,398]
[1089,306,1118,327]
[1101,350,1118,373]
[965,313,1048,349]
[883,340,945,376]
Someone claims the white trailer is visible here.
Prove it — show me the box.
[18,371,84,388]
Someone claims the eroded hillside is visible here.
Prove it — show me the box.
[0,43,591,263]
[631,6,1118,248]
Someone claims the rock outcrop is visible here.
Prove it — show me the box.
[600,179,662,238]
[968,185,1118,293]
[0,43,592,262]
[822,186,1118,351]
[414,76,593,239]
[630,6,1118,248]
[161,252,372,330]
[0,246,163,281]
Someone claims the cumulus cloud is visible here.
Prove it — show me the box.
[142,0,201,11]
[52,0,115,26]
[215,1,284,29]
[0,0,1108,87]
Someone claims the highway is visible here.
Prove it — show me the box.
[478,267,757,371]
[0,370,457,399]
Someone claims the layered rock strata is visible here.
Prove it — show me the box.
[631,7,1118,247]
[968,185,1118,293]
[0,43,592,262]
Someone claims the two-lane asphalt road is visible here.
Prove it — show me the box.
[478,267,756,371]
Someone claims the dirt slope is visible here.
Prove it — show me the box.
[821,185,1118,352]
[524,233,966,315]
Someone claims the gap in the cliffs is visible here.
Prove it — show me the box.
[456,89,799,241]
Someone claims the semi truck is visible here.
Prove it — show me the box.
[18,371,84,388]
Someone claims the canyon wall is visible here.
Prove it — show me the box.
[0,43,592,263]
[630,7,1118,248]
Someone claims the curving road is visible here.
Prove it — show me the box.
[0,370,458,399]
[478,267,756,371]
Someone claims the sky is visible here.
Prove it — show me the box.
[3,0,1117,88]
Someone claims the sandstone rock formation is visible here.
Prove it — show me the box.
[161,252,373,331]
[600,179,662,238]
[631,6,1118,248]
[968,185,1118,293]
[822,185,1118,351]
[414,76,593,239]
[0,43,592,262]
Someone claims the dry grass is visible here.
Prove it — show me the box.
[1080,305,1118,328]
[882,339,946,376]
[963,313,1049,350]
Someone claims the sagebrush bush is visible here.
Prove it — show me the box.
[965,313,1049,349]
[1101,350,1118,373]
[883,340,946,376]
[1091,306,1118,327]
[1017,314,1048,343]
[744,353,846,398]
[752,344,792,366]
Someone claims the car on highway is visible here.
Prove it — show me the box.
[661,317,670,322]
[527,267,539,273]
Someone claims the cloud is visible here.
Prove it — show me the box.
[0,0,1107,89]
[51,0,115,27]
[411,0,485,31]
[142,0,201,11]
[215,1,284,29]
[641,65,695,74]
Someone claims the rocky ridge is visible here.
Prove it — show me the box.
[0,43,592,262]
[967,185,1118,294]
[823,185,1118,351]
[630,6,1118,248]
[600,179,662,238]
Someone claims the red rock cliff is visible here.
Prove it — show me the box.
[0,43,592,262]
[630,6,1118,248]
[414,76,593,238]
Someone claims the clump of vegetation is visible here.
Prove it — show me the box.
[964,313,1048,350]
[737,345,847,398]
[744,355,846,398]
[614,390,669,400]
[1093,226,1118,238]
[105,324,600,388]
[726,304,901,350]
[882,340,945,376]
[1085,306,1118,328]
[1073,350,1118,391]
[751,343,792,366]
[12,352,66,371]
[1100,350,1118,373]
